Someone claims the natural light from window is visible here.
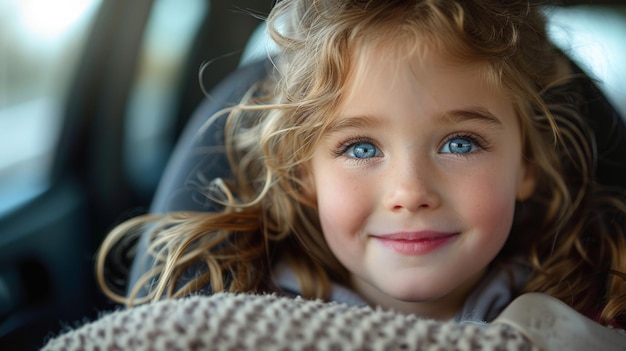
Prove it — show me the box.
[0,0,101,214]
[547,5,626,118]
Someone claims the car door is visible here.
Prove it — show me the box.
[0,1,268,349]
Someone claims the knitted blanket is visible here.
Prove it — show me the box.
[42,292,537,350]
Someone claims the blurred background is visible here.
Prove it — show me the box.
[0,0,624,349]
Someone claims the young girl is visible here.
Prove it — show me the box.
[97,0,626,327]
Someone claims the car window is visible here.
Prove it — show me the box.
[124,0,208,196]
[548,5,626,118]
[0,0,102,215]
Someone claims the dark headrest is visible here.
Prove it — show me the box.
[570,62,626,190]
[126,59,271,296]
[150,58,273,214]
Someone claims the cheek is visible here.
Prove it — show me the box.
[314,170,373,243]
[462,169,519,242]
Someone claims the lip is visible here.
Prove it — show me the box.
[371,231,459,255]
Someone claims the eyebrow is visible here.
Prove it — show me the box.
[327,106,503,135]
[326,114,381,135]
[440,107,503,128]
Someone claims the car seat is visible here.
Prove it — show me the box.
[123,57,274,296]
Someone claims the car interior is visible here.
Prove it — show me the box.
[0,1,624,349]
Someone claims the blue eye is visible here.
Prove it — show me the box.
[346,142,380,159]
[440,137,476,154]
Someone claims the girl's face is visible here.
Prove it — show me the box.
[303,44,536,319]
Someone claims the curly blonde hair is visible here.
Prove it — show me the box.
[97,0,626,325]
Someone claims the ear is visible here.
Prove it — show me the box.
[516,161,537,201]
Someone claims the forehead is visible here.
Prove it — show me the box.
[326,36,520,140]
[340,37,507,109]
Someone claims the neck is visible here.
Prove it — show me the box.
[351,268,485,320]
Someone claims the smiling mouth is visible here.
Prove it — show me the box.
[371,231,459,255]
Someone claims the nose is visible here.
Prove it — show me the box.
[384,158,441,212]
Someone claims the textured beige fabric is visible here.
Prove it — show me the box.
[494,293,626,351]
[42,292,537,350]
